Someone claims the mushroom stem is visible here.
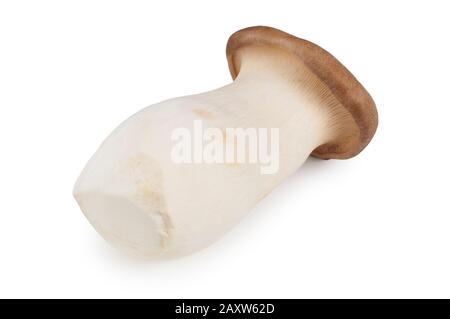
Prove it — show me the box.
[73,26,376,259]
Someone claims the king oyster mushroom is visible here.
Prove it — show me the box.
[74,26,378,259]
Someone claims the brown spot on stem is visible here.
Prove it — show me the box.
[192,108,213,119]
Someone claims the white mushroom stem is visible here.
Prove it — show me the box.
[74,46,351,259]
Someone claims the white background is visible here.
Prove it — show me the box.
[1,1,449,298]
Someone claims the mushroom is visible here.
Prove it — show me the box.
[73,26,378,259]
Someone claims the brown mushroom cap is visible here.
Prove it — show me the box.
[226,26,378,159]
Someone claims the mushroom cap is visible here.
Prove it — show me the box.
[226,26,378,159]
